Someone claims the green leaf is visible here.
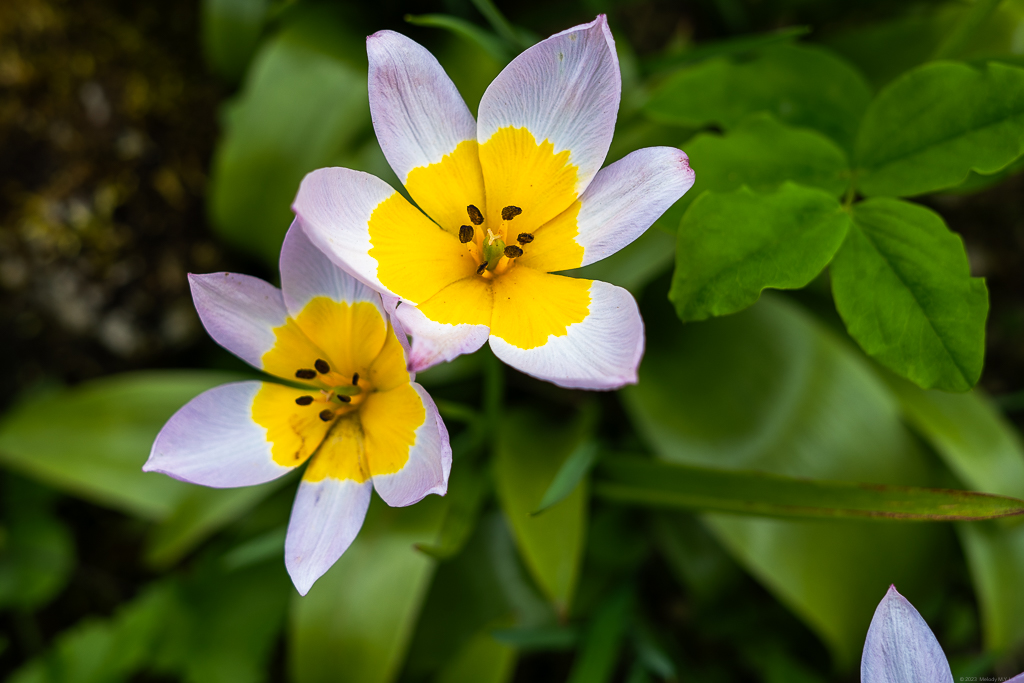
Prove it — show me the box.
[0,371,242,519]
[593,456,1024,521]
[404,14,510,63]
[435,630,517,683]
[533,440,598,516]
[289,496,447,683]
[494,410,589,616]
[675,113,851,216]
[201,0,270,81]
[623,293,945,665]
[855,61,1024,197]
[562,225,677,296]
[879,372,1024,651]
[208,5,372,265]
[566,589,633,683]
[670,183,850,322]
[645,44,872,151]
[415,461,488,560]
[830,198,988,392]
[643,26,810,74]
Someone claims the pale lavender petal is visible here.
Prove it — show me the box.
[371,382,451,507]
[861,585,954,683]
[392,299,490,372]
[488,280,644,390]
[285,477,372,596]
[1006,673,1024,683]
[145,381,293,487]
[188,272,287,370]
[279,218,384,318]
[477,15,620,197]
[367,30,477,184]
[573,147,695,266]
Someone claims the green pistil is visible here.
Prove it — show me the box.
[483,237,506,271]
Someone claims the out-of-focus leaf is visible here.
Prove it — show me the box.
[563,225,677,296]
[0,479,74,611]
[494,410,589,616]
[416,462,488,560]
[436,629,517,683]
[222,527,287,572]
[675,114,850,216]
[566,588,633,683]
[645,44,871,150]
[290,496,447,683]
[652,513,742,602]
[146,476,289,568]
[623,293,944,665]
[643,26,810,73]
[855,61,1024,197]
[830,198,988,392]
[490,626,579,651]
[468,0,533,49]
[208,4,371,264]
[405,14,510,63]
[670,183,849,322]
[593,456,1024,520]
[880,371,1024,651]
[534,441,599,516]
[201,0,270,81]
[0,371,241,520]
[933,0,1002,59]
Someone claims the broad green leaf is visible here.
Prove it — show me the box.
[435,630,516,683]
[201,0,270,81]
[494,410,589,616]
[208,5,371,264]
[645,44,872,150]
[623,293,944,664]
[0,371,241,519]
[593,456,1024,521]
[290,496,447,683]
[563,225,676,296]
[416,461,488,560]
[879,372,1024,651]
[675,113,850,216]
[670,183,850,322]
[855,61,1024,197]
[0,479,74,611]
[830,198,988,392]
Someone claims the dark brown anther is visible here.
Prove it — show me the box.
[338,395,352,403]
[319,409,334,422]
[467,205,484,225]
[352,373,359,384]
[459,225,474,243]
[295,395,314,406]
[517,233,534,244]
[504,245,523,258]
[295,369,316,380]
[476,263,487,275]
[501,205,522,221]
[314,359,330,374]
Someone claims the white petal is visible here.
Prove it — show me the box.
[292,167,399,297]
[367,30,476,184]
[477,15,620,196]
[280,219,385,318]
[189,272,287,371]
[861,585,954,683]
[489,279,643,390]
[285,477,372,596]
[392,298,490,372]
[145,381,292,487]
[574,147,694,266]
[371,382,452,507]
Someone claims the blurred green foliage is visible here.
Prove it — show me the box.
[5,0,1024,681]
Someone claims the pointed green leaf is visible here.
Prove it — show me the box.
[416,461,488,560]
[674,113,851,216]
[593,457,1024,521]
[856,61,1024,197]
[533,440,599,516]
[201,0,270,81]
[436,630,517,683]
[645,44,871,150]
[404,14,510,63]
[671,183,850,322]
[831,198,988,392]
[494,410,589,615]
[289,496,447,683]
[566,589,633,683]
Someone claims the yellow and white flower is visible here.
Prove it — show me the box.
[293,16,694,389]
[145,223,450,595]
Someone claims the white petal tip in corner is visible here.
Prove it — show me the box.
[862,585,954,683]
